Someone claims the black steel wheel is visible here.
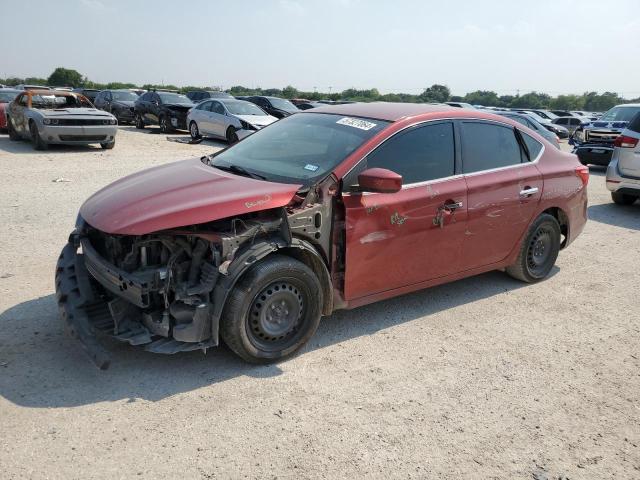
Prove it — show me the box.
[506,213,561,283]
[159,115,171,133]
[221,255,322,363]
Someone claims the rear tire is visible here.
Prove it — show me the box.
[135,113,145,129]
[506,213,561,283]
[189,121,201,140]
[29,121,48,150]
[226,126,239,144]
[7,116,20,141]
[611,192,637,205]
[221,255,322,363]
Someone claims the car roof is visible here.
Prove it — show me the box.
[23,89,78,96]
[0,88,22,93]
[306,102,457,122]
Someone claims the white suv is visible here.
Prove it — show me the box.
[606,112,640,205]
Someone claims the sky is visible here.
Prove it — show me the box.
[1,0,639,97]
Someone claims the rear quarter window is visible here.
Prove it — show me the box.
[461,122,523,173]
[627,112,640,133]
[521,132,544,161]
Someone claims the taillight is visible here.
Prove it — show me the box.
[614,135,639,148]
[575,165,589,186]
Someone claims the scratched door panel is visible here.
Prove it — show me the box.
[343,177,468,301]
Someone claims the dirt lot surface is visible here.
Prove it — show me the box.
[0,128,638,479]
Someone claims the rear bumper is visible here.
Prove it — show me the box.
[574,145,613,166]
[606,157,640,194]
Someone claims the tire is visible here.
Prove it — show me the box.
[111,109,120,124]
[506,213,561,283]
[221,255,323,363]
[135,113,145,129]
[100,140,115,150]
[159,115,171,133]
[189,121,201,140]
[29,121,48,150]
[226,126,239,144]
[611,192,637,205]
[7,116,20,141]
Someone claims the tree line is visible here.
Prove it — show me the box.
[2,67,636,112]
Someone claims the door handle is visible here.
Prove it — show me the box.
[519,187,539,198]
[443,201,463,211]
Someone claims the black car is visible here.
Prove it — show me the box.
[72,88,100,102]
[185,90,233,103]
[295,101,325,110]
[94,90,140,124]
[134,91,194,132]
[244,96,299,118]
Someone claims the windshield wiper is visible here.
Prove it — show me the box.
[214,164,267,181]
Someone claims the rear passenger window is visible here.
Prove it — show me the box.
[521,132,543,161]
[628,112,640,133]
[461,122,522,173]
[366,122,455,184]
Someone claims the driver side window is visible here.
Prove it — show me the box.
[365,122,456,185]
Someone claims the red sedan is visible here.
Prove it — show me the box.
[0,89,21,130]
[56,102,588,368]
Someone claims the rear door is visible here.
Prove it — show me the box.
[459,120,543,270]
[209,100,228,137]
[194,101,213,134]
[342,121,468,300]
[616,114,640,177]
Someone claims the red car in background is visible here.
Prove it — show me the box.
[0,89,21,130]
[56,103,588,368]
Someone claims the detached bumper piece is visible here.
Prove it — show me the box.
[55,238,217,369]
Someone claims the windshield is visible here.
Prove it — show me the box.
[158,92,192,104]
[600,106,640,122]
[268,97,299,112]
[0,91,18,103]
[112,91,138,101]
[223,100,266,116]
[212,113,389,186]
[31,94,93,109]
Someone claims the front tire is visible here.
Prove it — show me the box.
[506,213,561,283]
[226,126,239,144]
[29,121,48,150]
[189,121,201,140]
[135,113,145,129]
[7,116,20,141]
[159,115,171,133]
[221,255,322,363]
[611,192,637,205]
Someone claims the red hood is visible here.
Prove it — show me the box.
[80,157,301,234]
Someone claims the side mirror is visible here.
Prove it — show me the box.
[355,168,402,194]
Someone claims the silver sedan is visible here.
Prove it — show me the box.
[187,98,278,143]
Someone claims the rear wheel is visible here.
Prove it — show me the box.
[226,126,239,144]
[135,113,145,129]
[221,255,322,363]
[7,116,20,141]
[611,192,637,205]
[189,121,201,140]
[506,213,561,283]
[29,121,48,150]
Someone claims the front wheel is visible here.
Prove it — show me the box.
[29,121,48,150]
[221,255,322,363]
[159,115,171,133]
[7,116,20,140]
[189,121,201,140]
[611,192,637,205]
[506,213,561,283]
[135,113,145,129]
[226,127,239,144]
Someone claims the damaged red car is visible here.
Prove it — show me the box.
[55,103,588,369]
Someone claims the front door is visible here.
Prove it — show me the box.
[458,120,543,270]
[343,121,468,301]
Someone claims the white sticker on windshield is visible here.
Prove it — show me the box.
[336,117,377,131]
[304,164,319,172]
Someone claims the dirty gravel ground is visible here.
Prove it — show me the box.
[0,127,638,479]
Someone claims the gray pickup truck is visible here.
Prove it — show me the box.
[570,103,640,166]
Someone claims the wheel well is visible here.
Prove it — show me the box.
[542,207,569,248]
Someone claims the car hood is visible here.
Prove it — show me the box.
[165,103,194,111]
[80,157,301,235]
[41,108,112,117]
[235,114,277,127]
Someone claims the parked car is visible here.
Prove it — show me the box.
[571,103,640,166]
[55,103,588,369]
[187,98,277,143]
[134,91,194,132]
[0,89,21,130]
[6,90,117,150]
[185,90,233,102]
[497,112,560,148]
[525,109,558,121]
[552,116,588,135]
[72,88,100,102]
[519,111,569,138]
[606,112,640,205]
[550,110,574,117]
[94,89,139,124]
[244,96,299,118]
[445,102,475,109]
[295,101,326,110]
[15,84,50,91]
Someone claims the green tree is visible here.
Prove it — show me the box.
[419,84,450,103]
[463,90,500,106]
[550,94,583,111]
[47,67,83,87]
[282,85,300,99]
[509,91,552,109]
